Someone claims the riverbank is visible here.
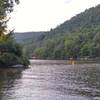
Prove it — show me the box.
[30,59,100,65]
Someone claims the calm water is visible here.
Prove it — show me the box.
[0,60,100,100]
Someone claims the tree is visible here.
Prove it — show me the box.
[0,0,19,35]
[0,0,29,67]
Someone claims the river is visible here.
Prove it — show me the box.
[0,60,100,100]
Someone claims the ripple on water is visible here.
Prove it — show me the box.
[0,60,100,100]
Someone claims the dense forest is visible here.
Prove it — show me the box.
[0,0,29,67]
[18,4,100,60]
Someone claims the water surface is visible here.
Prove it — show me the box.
[0,60,100,100]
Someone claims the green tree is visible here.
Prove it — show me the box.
[0,0,29,67]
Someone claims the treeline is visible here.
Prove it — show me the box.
[0,0,29,67]
[0,35,29,67]
[24,4,100,59]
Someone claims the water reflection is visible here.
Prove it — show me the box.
[73,64,100,98]
[0,60,100,100]
[0,68,24,100]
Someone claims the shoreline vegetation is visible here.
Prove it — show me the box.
[0,0,29,68]
[0,37,30,68]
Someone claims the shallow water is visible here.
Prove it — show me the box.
[0,60,100,100]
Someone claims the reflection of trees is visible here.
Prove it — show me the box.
[0,68,24,99]
[74,65,100,97]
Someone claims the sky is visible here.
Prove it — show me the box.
[8,0,100,32]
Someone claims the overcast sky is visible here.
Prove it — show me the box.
[8,0,100,32]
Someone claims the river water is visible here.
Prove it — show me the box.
[0,60,100,100]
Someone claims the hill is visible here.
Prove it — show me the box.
[14,32,46,43]
[19,4,100,59]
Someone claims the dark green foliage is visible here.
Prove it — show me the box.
[0,0,29,67]
[0,53,20,67]
[0,53,29,67]
[0,38,30,67]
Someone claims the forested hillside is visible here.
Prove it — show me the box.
[14,32,45,43]
[22,4,100,59]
